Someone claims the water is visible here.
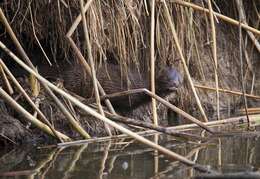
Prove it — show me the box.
[1,130,260,179]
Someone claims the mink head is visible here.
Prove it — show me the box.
[156,67,183,95]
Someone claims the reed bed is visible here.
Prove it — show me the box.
[0,0,259,172]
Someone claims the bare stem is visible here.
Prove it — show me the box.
[162,0,208,122]
[79,0,111,136]
[150,0,158,125]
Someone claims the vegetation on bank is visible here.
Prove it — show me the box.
[0,0,259,171]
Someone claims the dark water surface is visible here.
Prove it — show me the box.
[1,130,260,179]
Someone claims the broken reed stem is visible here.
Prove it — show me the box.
[66,37,116,115]
[150,0,158,125]
[79,0,111,136]
[207,0,219,120]
[170,0,260,36]
[162,0,208,122]
[105,112,204,141]
[0,58,66,142]
[0,87,70,141]
[3,43,211,173]
[0,64,13,94]
[84,88,214,133]
[195,84,260,100]
[0,41,91,139]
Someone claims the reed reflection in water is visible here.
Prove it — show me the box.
[1,133,260,179]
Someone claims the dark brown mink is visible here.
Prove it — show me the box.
[61,63,183,111]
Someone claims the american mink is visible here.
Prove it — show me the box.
[61,63,182,111]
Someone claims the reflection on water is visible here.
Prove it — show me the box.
[1,131,260,179]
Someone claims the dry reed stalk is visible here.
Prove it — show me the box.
[57,113,260,146]
[240,107,260,112]
[57,0,62,22]
[193,30,205,81]
[235,0,260,53]
[0,64,13,94]
[0,58,66,142]
[0,87,70,141]
[29,6,52,66]
[243,45,254,73]
[162,0,208,122]
[250,73,255,95]
[243,49,254,94]
[4,45,211,173]
[66,37,116,114]
[66,0,94,37]
[197,172,260,179]
[79,0,111,136]
[0,133,16,145]
[105,112,204,141]
[217,138,222,166]
[238,108,260,115]
[0,7,91,139]
[84,88,213,133]
[173,115,260,131]
[0,170,36,177]
[33,97,40,119]
[207,0,219,120]
[150,0,158,125]
[195,84,260,100]
[0,41,91,139]
[170,0,260,36]
[237,0,250,127]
